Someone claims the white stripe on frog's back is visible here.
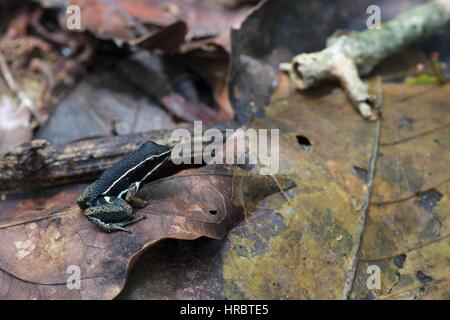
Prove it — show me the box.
[116,154,170,199]
[102,150,171,196]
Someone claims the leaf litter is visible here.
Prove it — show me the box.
[0,0,449,300]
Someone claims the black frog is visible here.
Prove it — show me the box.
[77,140,172,233]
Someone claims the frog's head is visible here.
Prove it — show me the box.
[139,140,171,156]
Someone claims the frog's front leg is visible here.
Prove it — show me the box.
[84,197,146,233]
[125,182,151,209]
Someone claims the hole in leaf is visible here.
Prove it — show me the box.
[416,271,433,284]
[296,135,312,150]
[353,166,368,182]
[393,254,406,269]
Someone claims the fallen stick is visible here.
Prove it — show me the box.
[0,125,232,191]
[280,0,450,120]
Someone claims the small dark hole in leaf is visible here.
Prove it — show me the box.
[416,270,433,284]
[418,189,443,213]
[209,210,218,215]
[353,166,368,182]
[296,135,312,150]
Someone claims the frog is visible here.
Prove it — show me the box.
[77,140,172,233]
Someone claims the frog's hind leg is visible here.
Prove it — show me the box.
[86,216,132,233]
[125,182,151,209]
[88,213,147,233]
[84,198,145,233]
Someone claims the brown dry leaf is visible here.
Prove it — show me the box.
[52,0,256,116]
[181,49,235,121]
[42,0,256,53]
[372,85,450,204]
[2,0,449,300]
[117,51,222,123]
[219,0,381,298]
[36,0,254,120]
[0,9,91,154]
[0,165,293,299]
[349,84,450,300]
[36,71,176,144]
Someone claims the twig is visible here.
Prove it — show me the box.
[281,0,450,120]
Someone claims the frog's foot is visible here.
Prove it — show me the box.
[87,214,146,233]
[86,216,132,233]
[129,197,151,209]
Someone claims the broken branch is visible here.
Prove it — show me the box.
[0,125,232,191]
[280,0,450,120]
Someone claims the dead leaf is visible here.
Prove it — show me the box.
[36,71,176,144]
[2,0,449,301]
[158,0,449,300]
[38,0,255,53]
[349,84,450,299]
[117,51,222,123]
[0,8,92,154]
[35,0,254,121]
[0,165,294,299]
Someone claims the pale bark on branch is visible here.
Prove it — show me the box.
[281,0,450,120]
